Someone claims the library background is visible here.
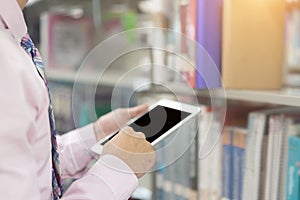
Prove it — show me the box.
[24,0,300,199]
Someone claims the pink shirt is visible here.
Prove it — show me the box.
[0,0,138,199]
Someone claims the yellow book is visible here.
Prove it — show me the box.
[222,0,285,89]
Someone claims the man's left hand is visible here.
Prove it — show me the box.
[93,104,148,141]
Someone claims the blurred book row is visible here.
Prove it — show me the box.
[33,0,300,90]
[37,2,143,71]
[49,82,135,134]
[285,0,300,89]
[153,105,300,200]
[197,106,300,200]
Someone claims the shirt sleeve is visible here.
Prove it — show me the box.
[57,124,98,179]
[61,155,138,200]
[58,126,139,199]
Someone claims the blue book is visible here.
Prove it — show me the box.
[196,0,222,89]
[286,136,300,200]
[222,128,233,199]
[233,146,244,200]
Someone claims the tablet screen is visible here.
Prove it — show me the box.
[101,105,191,144]
[129,105,191,142]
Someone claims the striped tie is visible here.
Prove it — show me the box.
[21,33,63,200]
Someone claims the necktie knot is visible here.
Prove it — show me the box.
[21,33,34,54]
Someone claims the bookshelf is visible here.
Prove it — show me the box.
[25,0,300,199]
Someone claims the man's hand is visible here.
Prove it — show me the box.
[101,126,156,178]
[93,104,148,141]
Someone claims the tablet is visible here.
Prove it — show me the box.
[90,99,201,154]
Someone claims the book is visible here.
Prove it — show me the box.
[180,0,197,88]
[266,114,285,200]
[245,108,300,200]
[221,127,247,200]
[222,0,285,89]
[188,0,197,42]
[278,114,300,200]
[242,107,296,200]
[198,106,222,200]
[264,112,300,200]
[285,8,300,69]
[283,7,300,89]
[259,120,270,200]
[48,82,74,134]
[286,136,300,200]
[242,112,266,200]
[196,0,222,89]
[102,7,137,41]
[222,127,233,200]
[40,8,94,71]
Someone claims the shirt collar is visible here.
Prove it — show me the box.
[0,0,27,42]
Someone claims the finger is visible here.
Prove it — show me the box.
[128,104,148,118]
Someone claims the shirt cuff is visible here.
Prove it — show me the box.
[89,155,138,199]
[59,124,98,177]
[76,123,98,150]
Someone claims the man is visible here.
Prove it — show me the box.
[0,0,156,199]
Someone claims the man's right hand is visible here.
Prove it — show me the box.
[100,126,156,178]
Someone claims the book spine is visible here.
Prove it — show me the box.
[187,0,197,87]
[259,124,269,200]
[253,114,266,200]
[198,108,207,199]
[264,115,276,200]
[286,136,300,200]
[294,10,300,66]
[222,128,233,199]
[271,115,284,200]
[196,0,222,89]
[286,9,296,68]
[278,117,291,200]
[222,0,285,89]
[242,113,257,200]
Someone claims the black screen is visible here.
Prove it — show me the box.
[101,105,191,144]
[129,105,190,142]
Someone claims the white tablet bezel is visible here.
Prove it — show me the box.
[90,99,201,154]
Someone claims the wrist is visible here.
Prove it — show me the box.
[90,155,138,199]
